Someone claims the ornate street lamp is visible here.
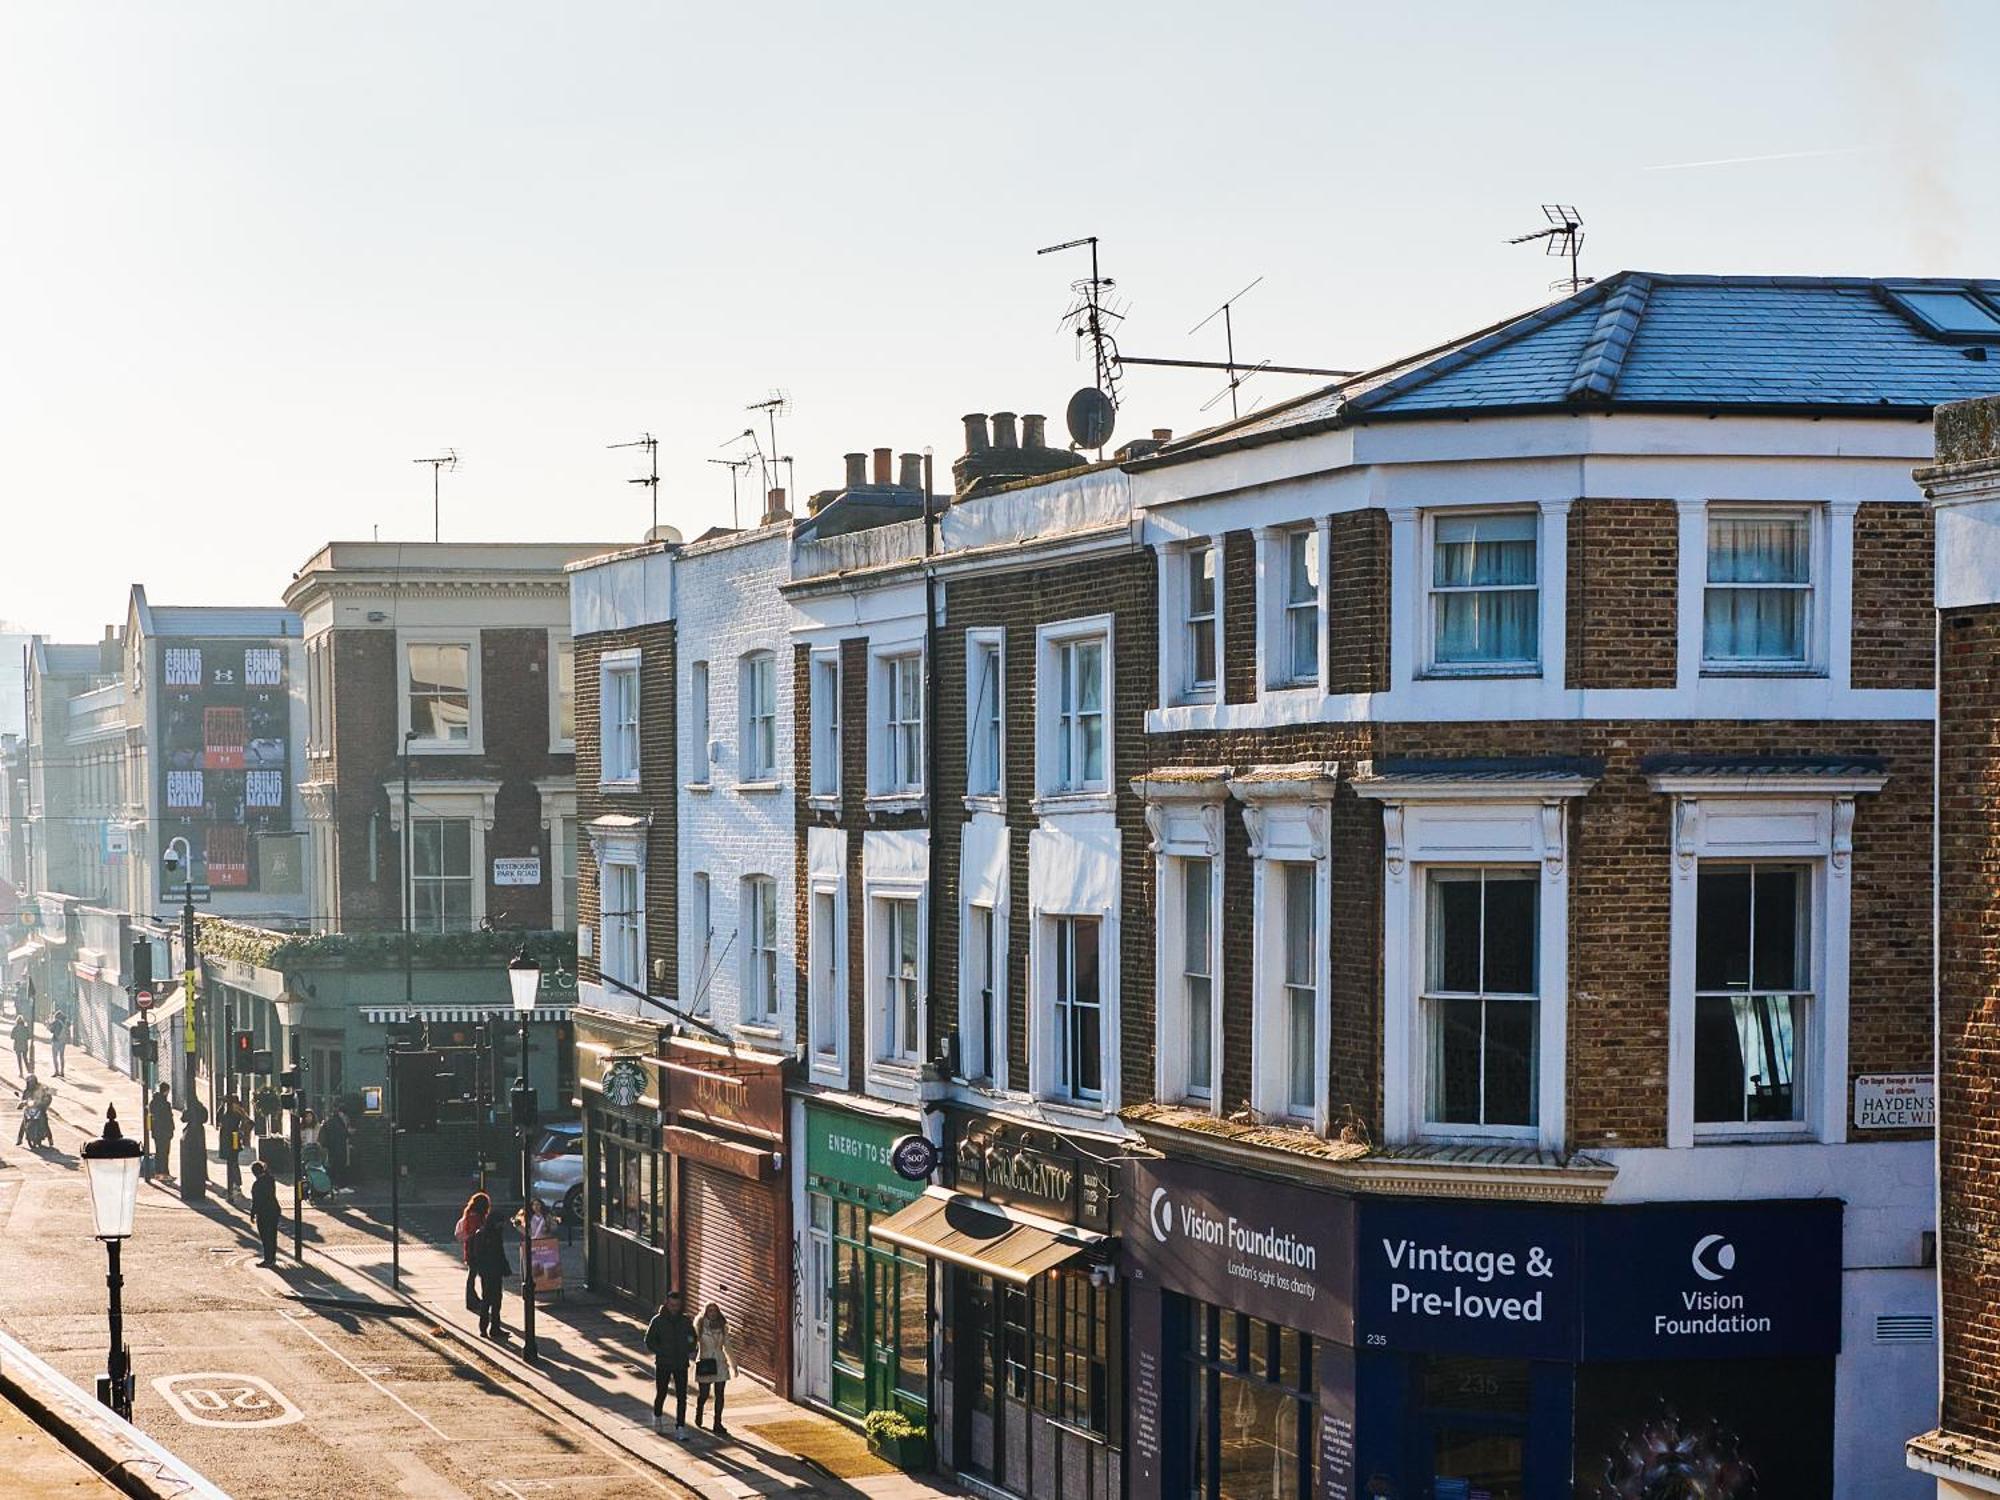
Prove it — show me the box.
[507,948,541,1362]
[80,1105,143,1421]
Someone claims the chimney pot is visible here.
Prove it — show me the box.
[872,448,892,486]
[898,452,923,491]
[1021,414,1046,449]
[991,411,1019,450]
[962,413,990,453]
[1153,428,1173,444]
[763,487,789,524]
[844,452,867,489]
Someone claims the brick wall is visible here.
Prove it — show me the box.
[1328,508,1389,695]
[328,629,397,931]
[1565,499,1679,690]
[1222,531,1257,706]
[1851,501,1935,690]
[1937,605,2000,1446]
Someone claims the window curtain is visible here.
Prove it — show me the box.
[1705,516,1808,660]
[1434,514,1537,663]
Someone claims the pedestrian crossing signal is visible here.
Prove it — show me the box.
[230,1031,255,1072]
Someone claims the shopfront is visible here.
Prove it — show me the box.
[1352,1197,1843,1500]
[1123,1154,1358,1500]
[797,1100,929,1421]
[876,1112,1123,1500]
[577,1010,669,1312]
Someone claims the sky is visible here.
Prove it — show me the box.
[1,0,1996,640]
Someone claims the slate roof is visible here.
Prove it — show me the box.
[1145,272,2000,463]
[148,606,300,639]
[35,644,106,678]
[1365,755,1604,783]
[1639,753,1887,780]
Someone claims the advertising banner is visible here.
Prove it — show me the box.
[805,1104,917,1201]
[1125,1156,1355,1344]
[157,641,290,891]
[1356,1200,1578,1360]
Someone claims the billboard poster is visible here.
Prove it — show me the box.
[158,641,290,890]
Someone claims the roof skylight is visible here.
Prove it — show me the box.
[1883,285,2000,339]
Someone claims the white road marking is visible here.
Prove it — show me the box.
[279,1310,452,1441]
[151,1372,303,1429]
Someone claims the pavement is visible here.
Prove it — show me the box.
[0,1392,126,1497]
[3,1021,963,1500]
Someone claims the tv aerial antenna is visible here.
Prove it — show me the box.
[608,433,660,536]
[1508,204,1591,294]
[746,391,789,476]
[707,456,752,530]
[1118,277,1356,422]
[412,449,457,542]
[1038,235,1125,452]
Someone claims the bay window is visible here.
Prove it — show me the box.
[1185,543,1218,697]
[1279,528,1320,685]
[1424,869,1539,1131]
[410,816,474,932]
[1428,511,1539,671]
[1281,864,1317,1115]
[1182,857,1215,1101]
[1703,507,1814,670]
[1694,864,1809,1127]
[406,638,476,748]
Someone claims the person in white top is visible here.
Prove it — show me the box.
[693,1302,734,1433]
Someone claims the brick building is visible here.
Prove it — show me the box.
[1909,390,2000,1499]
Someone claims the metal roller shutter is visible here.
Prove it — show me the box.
[680,1162,780,1383]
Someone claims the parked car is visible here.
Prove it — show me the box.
[528,1121,584,1225]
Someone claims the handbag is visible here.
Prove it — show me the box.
[696,1356,718,1381]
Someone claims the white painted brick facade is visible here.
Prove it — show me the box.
[675,524,796,1044]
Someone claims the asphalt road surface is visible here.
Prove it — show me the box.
[0,1085,684,1500]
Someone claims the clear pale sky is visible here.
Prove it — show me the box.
[2,1,1994,640]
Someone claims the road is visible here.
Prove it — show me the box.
[0,1066,685,1500]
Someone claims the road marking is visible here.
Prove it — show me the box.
[279,1310,452,1441]
[151,1372,303,1429]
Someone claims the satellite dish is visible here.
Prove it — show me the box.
[1066,387,1116,451]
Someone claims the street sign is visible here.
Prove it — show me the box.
[135,989,154,1011]
[890,1133,940,1182]
[492,857,542,887]
[168,884,213,905]
[183,973,198,1054]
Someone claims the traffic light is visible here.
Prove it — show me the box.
[392,1049,445,1133]
[230,1031,256,1073]
[509,1077,539,1132]
[129,940,153,993]
[277,1065,302,1113]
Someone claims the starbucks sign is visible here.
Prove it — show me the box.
[602,1056,650,1108]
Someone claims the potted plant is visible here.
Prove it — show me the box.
[862,1408,927,1470]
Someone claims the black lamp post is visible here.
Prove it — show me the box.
[81,1105,143,1422]
[507,948,541,1363]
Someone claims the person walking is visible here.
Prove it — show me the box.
[250,1160,281,1266]
[45,1011,67,1078]
[470,1200,512,1341]
[147,1083,174,1179]
[693,1302,734,1434]
[455,1191,490,1314]
[319,1103,351,1188]
[219,1099,249,1203]
[645,1292,697,1434]
[11,1012,31,1078]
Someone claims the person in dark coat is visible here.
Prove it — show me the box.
[147,1084,174,1179]
[219,1099,250,1202]
[470,1207,512,1340]
[45,1011,67,1078]
[250,1160,281,1266]
[645,1292,697,1434]
[11,1013,31,1078]
[319,1104,351,1187]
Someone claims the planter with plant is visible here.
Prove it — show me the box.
[862,1408,927,1469]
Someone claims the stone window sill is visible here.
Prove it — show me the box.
[737,780,783,795]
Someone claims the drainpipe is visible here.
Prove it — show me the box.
[920,446,945,1461]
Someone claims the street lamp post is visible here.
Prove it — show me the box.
[507,948,540,1364]
[273,991,308,1262]
[81,1105,143,1423]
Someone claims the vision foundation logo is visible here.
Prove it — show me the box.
[1655,1233,1771,1337]
[1148,1186,1319,1297]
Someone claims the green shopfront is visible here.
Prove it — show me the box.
[797,1100,928,1423]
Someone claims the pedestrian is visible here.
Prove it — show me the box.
[250,1159,281,1266]
[645,1291,697,1434]
[470,1199,512,1341]
[319,1103,350,1188]
[693,1301,734,1434]
[14,1071,43,1146]
[219,1099,249,1202]
[45,1011,67,1078]
[147,1083,174,1179]
[11,1013,31,1077]
[455,1191,490,1314]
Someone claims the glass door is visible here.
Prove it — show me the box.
[1416,1356,1530,1500]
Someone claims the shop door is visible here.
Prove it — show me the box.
[957,1272,1033,1493]
[801,1194,833,1404]
[1415,1356,1532,1500]
[308,1039,344,1116]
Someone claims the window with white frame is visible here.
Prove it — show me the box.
[557,820,578,931]
[809,886,841,1060]
[1050,915,1103,1103]
[552,636,576,749]
[967,633,1004,800]
[407,639,475,746]
[1693,864,1809,1127]
[600,652,641,784]
[1183,543,1218,698]
[1702,507,1815,670]
[877,896,922,1064]
[410,816,474,932]
[1040,621,1109,797]
[741,652,777,781]
[743,875,779,1024]
[1423,868,1539,1131]
[602,860,642,990]
[964,903,998,1083]
[689,661,710,783]
[810,655,840,799]
[1180,857,1215,1101]
[1428,512,1539,671]
[881,653,924,795]
[1274,528,1320,686]
[1279,863,1317,1115]
[688,872,712,1012]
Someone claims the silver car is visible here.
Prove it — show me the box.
[527,1121,585,1225]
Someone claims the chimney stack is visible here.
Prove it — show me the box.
[763,487,789,525]
[991,411,1019,449]
[872,448,892,486]
[844,452,867,489]
[898,452,923,491]
[962,413,990,453]
[1153,428,1174,444]
[1021,414,1046,449]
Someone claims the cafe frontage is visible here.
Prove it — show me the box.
[871,1109,1124,1500]
[1119,1142,1844,1500]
